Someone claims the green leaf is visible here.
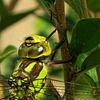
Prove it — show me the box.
[40,0,55,11]
[81,47,100,73]
[83,73,97,87]
[0,8,38,31]
[76,53,87,69]
[76,73,96,87]
[87,0,100,13]
[37,0,47,10]
[67,7,79,24]
[0,45,17,62]
[74,74,97,98]
[0,0,8,16]
[64,0,83,18]
[86,68,98,85]
[70,18,100,61]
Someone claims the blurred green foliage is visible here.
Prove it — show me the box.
[0,0,100,98]
[0,45,17,63]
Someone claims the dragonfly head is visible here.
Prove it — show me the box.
[18,35,52,59]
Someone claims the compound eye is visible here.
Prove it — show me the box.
[38,47,43,53]
[28,46,44,58]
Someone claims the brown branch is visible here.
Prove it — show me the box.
[7,0,19,13]
[54,0,73,99]
[47,79,61,99]
[55,0,71,83]
[81,0,89,18]
[96,67,100,86]
[0,79,4,99]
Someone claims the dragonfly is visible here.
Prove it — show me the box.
[0,8,71,99]
[0,35,100,99]
[0,9,100,100]
[0,74,100,100]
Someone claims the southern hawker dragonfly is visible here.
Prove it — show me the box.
[0,74,100,100]
[0,9,100,100]
[0,34,100,100]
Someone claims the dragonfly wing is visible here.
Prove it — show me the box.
[0,75,100,100]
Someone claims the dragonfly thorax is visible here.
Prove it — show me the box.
[7,60,47,99]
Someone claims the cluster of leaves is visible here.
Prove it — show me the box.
[64,0,100,86]
[0,0,100,91]
[40,0,100,88]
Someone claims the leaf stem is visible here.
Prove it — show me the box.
[81,0,89,18]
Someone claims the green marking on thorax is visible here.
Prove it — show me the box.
[25,62,36,72]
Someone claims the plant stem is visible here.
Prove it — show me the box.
[96,67,100,85]
[81,0,89,18]
[55,0,70,81]
[7,0,19,13]
[54,0,73,99]
[0,80,4,99]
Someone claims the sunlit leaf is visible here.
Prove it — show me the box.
[86,68,98,85]
[76,73,97,87]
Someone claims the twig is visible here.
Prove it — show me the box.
[54,0,73,99]
[96,67,100,86]
[7,0,19,13]
[81,0,89,18]
[55,0,71,83]
[47,79,62,99]
[0,79,4,99]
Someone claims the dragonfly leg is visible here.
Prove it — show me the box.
[47,79,63,100]
[46,8,72,64]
